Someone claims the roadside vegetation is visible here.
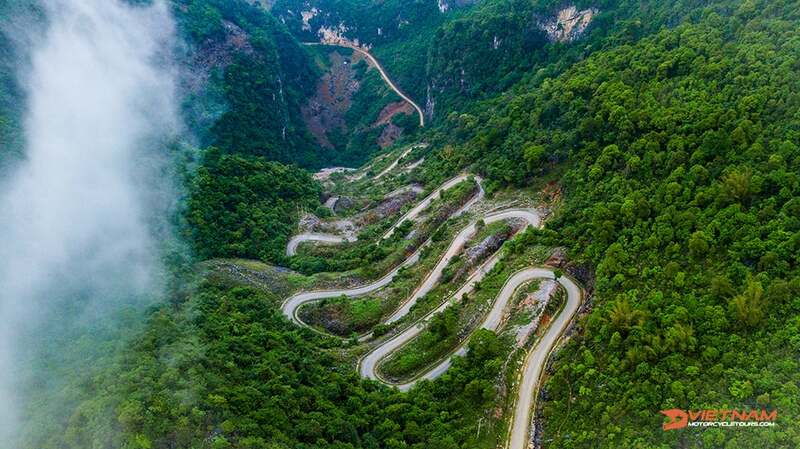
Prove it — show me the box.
[289,178,478,276]
[185,148,321,265]
[379,232,552,382]
[294,179,481,335]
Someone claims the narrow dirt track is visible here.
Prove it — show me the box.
[303,42,425,127]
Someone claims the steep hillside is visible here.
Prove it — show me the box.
[269,0,463,117]
[425,1,800,446]
[1,0,407,171]
[173,0,323,167]
[300,45,419,167]
[0,38,22,172]
[268,0,762,121]
[0,1,32,173]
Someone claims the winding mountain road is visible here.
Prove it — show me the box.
[286,173,482,256]
[360,267,580,399]
[359,211,543,389]
[385,209,540,324]
[506,270,582,449]
[282,246,424,327]
[283,174,484,323]
[284,169,584,448]
[382,173,484,239]
[303,42,425,127]
[374,144,422,180]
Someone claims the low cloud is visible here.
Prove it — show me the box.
[0,0,179,444]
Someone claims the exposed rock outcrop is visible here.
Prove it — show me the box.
[183,20,253,94]
[298,213,322,232]
[545,247,567,268]
[539,6,597,43]
[373,101,414,148]
[333,196,354,214]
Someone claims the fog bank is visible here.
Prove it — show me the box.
[0,0,178,444]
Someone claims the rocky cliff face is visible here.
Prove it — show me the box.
[182,20,254,94]
[538,5,597,43]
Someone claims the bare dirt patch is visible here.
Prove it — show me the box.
[301,51,360,148]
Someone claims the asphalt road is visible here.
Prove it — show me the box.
[287,174,483,257]
[385,209,540,324]
[374,145,415,180]
[506,270,582,449]
[359,211,543,390]
[381,173,483,239]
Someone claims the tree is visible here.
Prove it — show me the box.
[608,299,643,334]
[523,143,546,172]
[688,231,710,258]
[730,278,765,328]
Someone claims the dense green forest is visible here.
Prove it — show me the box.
[422,1,800,446]
[185,148,321,265]
[9,0,800,448]
[0,1,28,172]
[35,278,510,449]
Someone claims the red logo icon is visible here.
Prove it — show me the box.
[661,409,689,430]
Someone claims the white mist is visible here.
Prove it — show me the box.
[0,0,178,445]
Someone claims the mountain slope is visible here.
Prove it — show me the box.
[425,2,800,446]
[173,0,323,167]
[269,0,782,123]
[12,1,800,448]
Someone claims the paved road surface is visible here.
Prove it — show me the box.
[374,145,417,180]
[382,174,483,239]
[282,247,423,326]
[506,270,582,449]
[359,212,543,389]
[385,209,540,324]
[283,175,485,323]
[287,174,483,257]
[286,233,356,257]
